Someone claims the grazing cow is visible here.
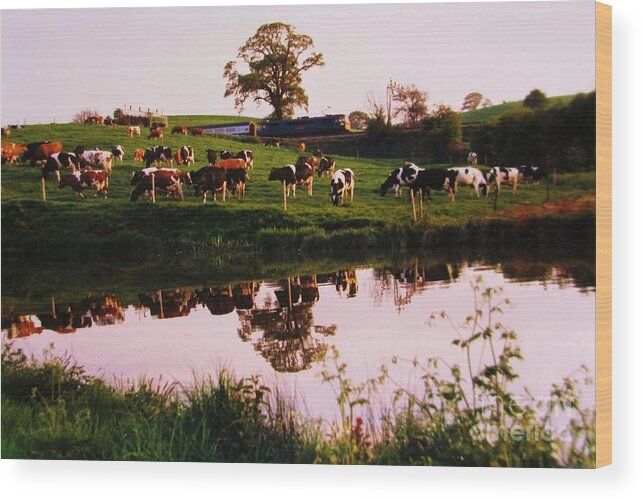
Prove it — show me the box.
[190,127,204,136]
[206,149,217,166]
[296,155,319,171]
[467,151,478,165]
[448,167,488,197]
[220,149,254,169]
[226,168,247,200]
[1,142,27,164]
[130,168,184,202]
[59,170,109,198]
[380,162,424,197]
[174,145,195,166]
[42,152,80,181]
[518,165,548,183]
[143,146,173,168]
[292,163,315,196]
[22,141,63,166]
[487,166,520,196]
[186,166,227,202]
[104,116,115,127]
[171,125,188,135]
[409,169,457,202]
[317,155,336,178]
[79,149,114,174]
[329,169,355,206]
[1,127,10,137]
[112,145,125,163]
[131,166,184,186]
[126,126,141,137]
[215,158,246,170]
[268,165,297,195]
[148,128,164,140]
[133,148,145,162]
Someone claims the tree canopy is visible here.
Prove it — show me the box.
[461,92,484,112]
[223,22,325,120]
[523,89,547,109]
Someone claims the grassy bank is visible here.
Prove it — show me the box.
[2,282,595,466]
[2,121,595,259]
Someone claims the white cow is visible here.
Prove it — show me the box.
[448,167,488,197]
[80,149,114,175]
[487,166,520,196]
[330,169,355,206]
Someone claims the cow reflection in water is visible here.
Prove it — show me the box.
[6,295,126,336]
[137,289,198,319]
[373,258,461,311]
[237,275,336,373]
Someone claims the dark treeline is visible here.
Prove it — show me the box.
[466,91,596,171]
[320,92,596,169]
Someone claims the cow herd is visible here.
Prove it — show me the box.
[1,137,548,210]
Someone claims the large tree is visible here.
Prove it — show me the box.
[523,89,547,109]
[391,83,428,127]
[461,92,484,112]
[223,22,325,120]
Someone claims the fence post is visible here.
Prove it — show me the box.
[40,177,46,202]
[151,174,156,204]
[410,189,417,222]
[493,186,499,211]
[283,181,288,211]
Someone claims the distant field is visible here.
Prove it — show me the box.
[1,120,595,259]
[167,114,259,128]
[460,94,577,124]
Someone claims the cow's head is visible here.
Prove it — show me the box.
[268,168,281,181]
[380,174,396,197]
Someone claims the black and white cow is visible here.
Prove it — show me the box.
[380,162,424,197]
[176,145,195,167]
[220,149,254,169]
[143,146,173,168]
[268,164,306,197]
[41,152,80,181]
[518,165,548,183]
[111,145,125,163]
[187,166,227,203]
[487,166,520,196]
[410,169,457,202]
[329,169,355,206]
[448,167,488,197]
[317,155,336,178]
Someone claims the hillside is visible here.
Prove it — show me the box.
[460,94,577,124]
[167,114,259,127]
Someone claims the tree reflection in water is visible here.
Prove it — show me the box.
[237,275,338,373]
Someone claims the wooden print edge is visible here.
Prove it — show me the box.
[595,0,612,468]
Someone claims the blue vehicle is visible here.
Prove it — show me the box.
[258,114,351,137]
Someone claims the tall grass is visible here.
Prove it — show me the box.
[2,282,594,466]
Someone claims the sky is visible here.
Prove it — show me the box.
[0,1,596,124]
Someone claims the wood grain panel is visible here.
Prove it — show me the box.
[596,1,612,469]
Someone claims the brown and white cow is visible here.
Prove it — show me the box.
[23,141,63,166]
[59,170,109,198]
[226,168,247,200]
[174,145,195,166]
[189,127,204,136]
[171,125,188,135]
[186,166,227,203]
[215,158,246,170]
[1,142,27,164]
[1,127,10,137]
[130,168,184,201]
[133,148,145,162]
[148,128,164,140]
[127,126,141,137]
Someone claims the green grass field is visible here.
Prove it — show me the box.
[1,119,596,258]
[460,94,577,124]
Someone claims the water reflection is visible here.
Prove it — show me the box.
[2,256,595,374]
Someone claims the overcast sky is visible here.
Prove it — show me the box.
[0,1,595,124]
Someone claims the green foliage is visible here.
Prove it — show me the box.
[467,91,596,170]
[523,88,548,109]
[348,110,369,130]
[223,22,325,119]
[422,105,463,162]
[462,91,484,112]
